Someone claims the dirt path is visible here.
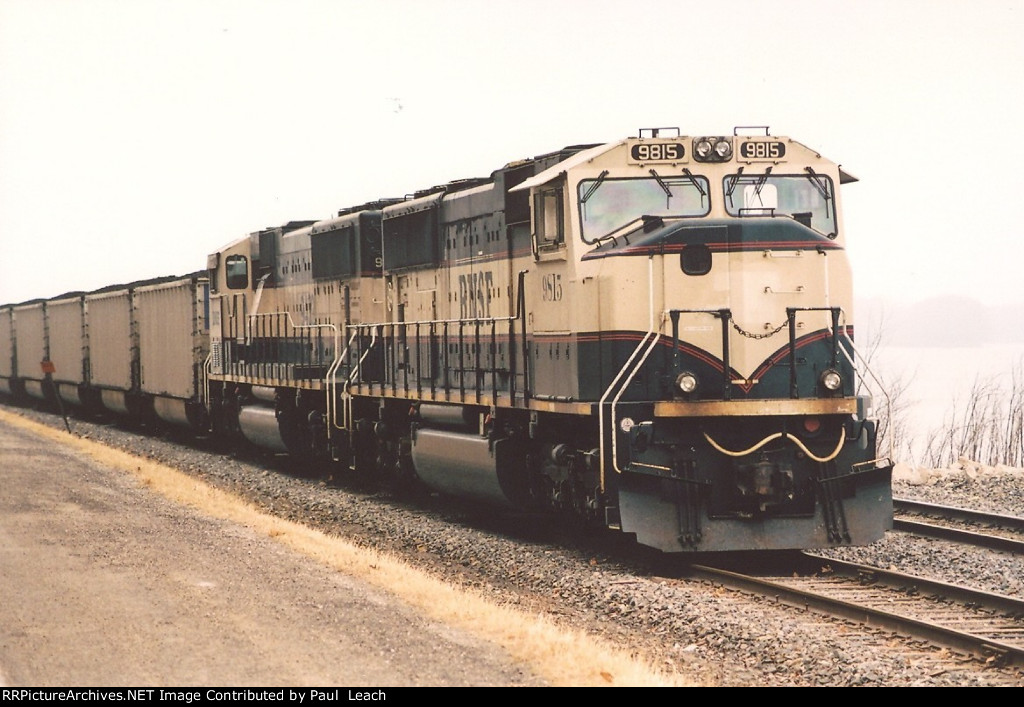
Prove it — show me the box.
[0,420,544,687]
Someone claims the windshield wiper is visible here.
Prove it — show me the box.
[725,166,745,207]
[753,166,773,201]
[648,168,673,208]
[681,168,707,203]
[580,170,609,204]
[803,167,833,216]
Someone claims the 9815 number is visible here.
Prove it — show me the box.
[630,142,685,162]
[739,141,786,159]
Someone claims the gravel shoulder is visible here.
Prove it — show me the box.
[0,413,548,687]
[3,402,1023,687]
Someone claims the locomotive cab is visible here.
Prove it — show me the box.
[509,128,892,551]
[196,128,892,554]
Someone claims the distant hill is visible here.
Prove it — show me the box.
[856,296,1024,347]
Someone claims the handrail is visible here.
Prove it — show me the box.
[609,314,666,478]
[326,329,360,433]
[243,310,339,382]
[202,351,213,411]
[832,310,894,461]
[344,270,530,405]
[246,310,338,345]
[350,311,520,330]
[599,256,657,489]
[350,326,379,385]
[348,316,508,401]
[669,308,733,399]
[784,306,841,398]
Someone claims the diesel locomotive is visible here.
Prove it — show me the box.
[0,127,893,553]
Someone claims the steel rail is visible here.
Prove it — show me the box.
[893,498,1024,554]
[687,556,1024,667]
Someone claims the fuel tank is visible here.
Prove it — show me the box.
[410,427,528,507]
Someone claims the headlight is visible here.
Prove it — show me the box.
[676,371,699,394]
[820,369,842,391]
[693,136,733,162]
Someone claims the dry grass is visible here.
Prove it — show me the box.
[921,361,1024,468]
[0,408,695,687]
[856,313,918,462]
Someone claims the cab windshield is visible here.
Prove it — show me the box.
[577,173,710,243]
[723,171,836,237]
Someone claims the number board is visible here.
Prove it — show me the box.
[739,140,787,161]
[628,141,688,164]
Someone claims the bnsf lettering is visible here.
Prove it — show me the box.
[630,142,685,162]
[459,271,494,319]
[541,273,562,302]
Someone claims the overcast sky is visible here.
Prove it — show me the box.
[1,0,1021,307]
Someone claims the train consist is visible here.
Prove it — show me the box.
[0,128,892,553]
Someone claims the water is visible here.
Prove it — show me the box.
[865,343,1024,464]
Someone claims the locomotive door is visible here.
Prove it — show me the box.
[409,275,437,387]
[528,256,577,400]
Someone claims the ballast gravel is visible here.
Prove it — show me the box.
[5,403,1023,687]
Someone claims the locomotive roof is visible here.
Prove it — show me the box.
[511,136,860,189]
[510,141,622,193]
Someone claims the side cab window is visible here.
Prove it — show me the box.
[533,186,564,251]
[225,254,250,290]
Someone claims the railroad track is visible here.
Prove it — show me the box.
[6,402,1024,685]
[687,554,1024,672]
[893,498,1024,553]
